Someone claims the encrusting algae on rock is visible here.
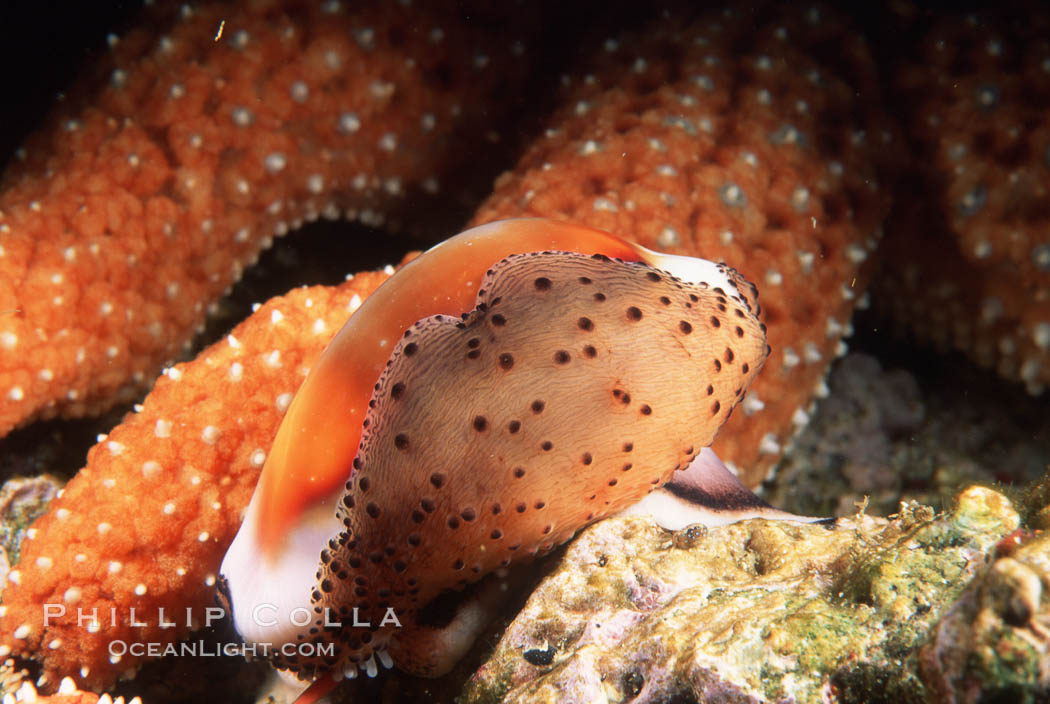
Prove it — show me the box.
[920,492,1050,702]
[0,477,63,586]
[462,486,1045,704]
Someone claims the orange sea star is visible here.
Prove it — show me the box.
[0,0,537,437]
[877,5,1050,395]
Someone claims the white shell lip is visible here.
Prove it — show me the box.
[220,487,342,649]
[428,221,747,306]
[636,245,743,300]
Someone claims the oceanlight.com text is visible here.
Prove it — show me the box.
[107,639,336,659]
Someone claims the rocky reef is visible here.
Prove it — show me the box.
[462,486,1047,704]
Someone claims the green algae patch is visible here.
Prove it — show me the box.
[463,486,1043,704]
[0,475,62,585]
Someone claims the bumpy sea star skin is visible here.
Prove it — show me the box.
[0,267,395,691]
[878,6,1050,396]
[473,3,903,486]
[0,0,537,437]
[2,675,107,704]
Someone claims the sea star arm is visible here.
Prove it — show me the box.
[471,3,903,486]
[0,266,395,691]
[0,0,539,437]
